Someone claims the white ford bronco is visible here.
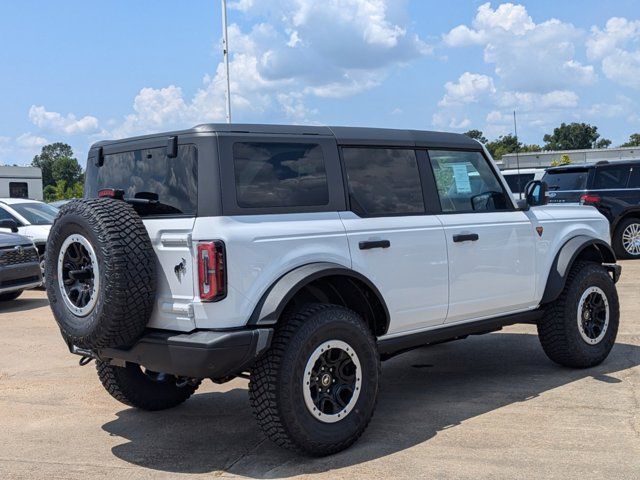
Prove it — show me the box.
[45,124,621,455]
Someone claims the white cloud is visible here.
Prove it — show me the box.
[28,105,100,135]
[587,17,640,89]
[104,0,431,138]
[0,133,50,165]
[443,3,596,92]
[15,132,48,148]
[438,72,495,107]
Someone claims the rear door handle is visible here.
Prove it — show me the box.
[452,233,479,243]
[359,240,391,250]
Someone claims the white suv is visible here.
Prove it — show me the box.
[45,124,621,455]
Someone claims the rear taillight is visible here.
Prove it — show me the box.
[197,241,226,302]
[580,194,601,205]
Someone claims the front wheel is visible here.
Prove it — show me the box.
[538,261,619,368]
[249,304,380,456]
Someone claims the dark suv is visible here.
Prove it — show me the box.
[543,160,640,258]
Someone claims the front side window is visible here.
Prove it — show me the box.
[629,166,640,188]
[86,145,198,216]
[9,182,28,198]
[342,147,424,216]
[430,150,509,212]
[593,165,631,189]
[233,142,329,208]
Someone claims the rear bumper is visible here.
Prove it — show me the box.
[92,328,273,380]
[0,262,42,293]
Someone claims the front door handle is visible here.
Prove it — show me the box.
[359,240,391,250]
[452,233,479,243]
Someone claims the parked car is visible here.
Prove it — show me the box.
[542,160,640,258]
[45,124,620,455]
[501,168,546,200]
[0,223,43,301]
[49,199,75,208]
[0,198,59,275]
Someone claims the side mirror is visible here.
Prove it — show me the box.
[0,219,19,232]
[524,180,548,207]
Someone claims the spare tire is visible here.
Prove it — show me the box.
[45,198,156,349]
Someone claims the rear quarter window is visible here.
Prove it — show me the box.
[233,142,329,208]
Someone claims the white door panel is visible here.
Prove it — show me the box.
[340,211,448,334]
[438,211,537,322]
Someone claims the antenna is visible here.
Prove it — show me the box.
[221,0,232,123]
[513,110,522,198]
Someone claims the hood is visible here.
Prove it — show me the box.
[0,232,34,248]
[23,224,51,244]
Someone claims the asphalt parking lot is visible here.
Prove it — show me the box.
[0,262,638,480]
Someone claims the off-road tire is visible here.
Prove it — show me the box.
[0,290,22,301]
[612,217,640,259]
[96,361,200,411]
[538,261,619,368]
[249,303,380,456]
[45,198,156,349]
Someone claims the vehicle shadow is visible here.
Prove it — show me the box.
[102,332,640,477]
[0,296,49,313]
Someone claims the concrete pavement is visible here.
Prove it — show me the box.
[0,262,638,479]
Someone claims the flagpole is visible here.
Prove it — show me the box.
[221,0,232,123]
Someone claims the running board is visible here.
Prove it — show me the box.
[378,310,543,359]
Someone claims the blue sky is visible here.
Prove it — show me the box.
[1,1,639,166]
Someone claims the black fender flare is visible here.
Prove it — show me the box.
[248,262,390,330]
[541,235,618,304]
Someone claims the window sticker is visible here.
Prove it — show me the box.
[451,164,471,193]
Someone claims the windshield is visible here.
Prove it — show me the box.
[85,145,198,216]
[11,202,59,225]
[542,169,589,191]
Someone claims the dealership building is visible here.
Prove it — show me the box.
[500,146,640,169]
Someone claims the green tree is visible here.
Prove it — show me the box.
[486,134,520,159]
[52,156,83,186]
[31,142,75,187]
[463,129,488,144]
[551,154,573,167]
[32,142,84,202]
[543,122,611,151]
[621,133,640,147]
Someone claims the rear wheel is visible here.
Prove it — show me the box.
[0,290,23,301]
[249,303,379,456]
[613,217,640,259]
[96,361,200,411]
[538,261,619,368]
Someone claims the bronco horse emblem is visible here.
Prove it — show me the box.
[174,258,187,282]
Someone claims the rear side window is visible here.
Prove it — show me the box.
[504,174,534,194]
[542,169,588,191]
[233,142,328,208]
[86,145,198,216]
[342,147,424,216]
[593,165,631,189]
[430,150,509,212]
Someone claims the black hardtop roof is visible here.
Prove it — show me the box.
[545,159,640,173]
[91,123,481,150]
